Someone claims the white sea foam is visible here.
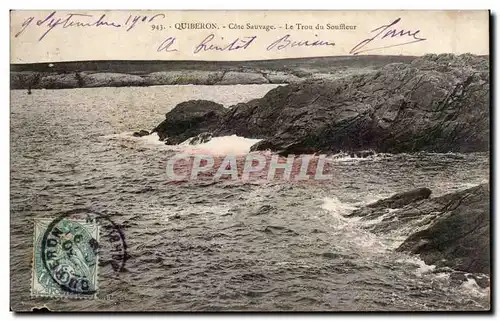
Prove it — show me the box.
[325,151,392,163]
[321,196,359,218]
[320,196,389,253]
[433,272,451,280]
[397,256,436,276]
[328,154,365,163]
[139,132,167,146]
[460,277,490,298]
[102,131,167,147]
[103,132,262,155]
[179,135,262,156]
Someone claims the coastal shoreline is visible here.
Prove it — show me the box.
[10,55,417,89]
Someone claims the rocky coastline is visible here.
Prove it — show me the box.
[15,54,489,279]
[149,53,490,278]
[350,184,490,277]
[152,54,489,155]
[10,55,414,90]
[11,68,379,89]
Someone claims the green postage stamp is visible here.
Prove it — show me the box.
[31,218,99,299]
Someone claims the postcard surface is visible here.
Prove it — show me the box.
[10,10,490,311]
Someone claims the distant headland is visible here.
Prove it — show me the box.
[10,55,420,89]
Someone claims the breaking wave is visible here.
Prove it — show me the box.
[178,135,262,156]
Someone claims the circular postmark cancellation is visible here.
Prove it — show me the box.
[41,218,98,295]
[32,208,128,298]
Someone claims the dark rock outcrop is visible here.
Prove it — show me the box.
[211,54,489,155]
[187,132,213,145]
[396,184,490,274]
[346,187,434,221]
[366,187,432,210]
[152,100,225,144]
[349,150,376,158]
[132,130,150,137]
[347,184,490,274]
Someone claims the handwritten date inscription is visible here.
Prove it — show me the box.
[14,11,165,41]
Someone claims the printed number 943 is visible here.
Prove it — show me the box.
[151,25,166,31]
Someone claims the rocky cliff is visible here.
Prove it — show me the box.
[153,54,489,155]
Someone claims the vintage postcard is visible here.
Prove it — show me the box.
[10,10,490,312]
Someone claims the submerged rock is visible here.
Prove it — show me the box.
[347,187,433,220]
[366,187,432,209]
[349,150,377,158]
[188,132,213,145]
[396,184,490,274]
[152,100,225,144]
[250,204,276,216]
[132,130,150,137]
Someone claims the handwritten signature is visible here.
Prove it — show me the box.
[267,34,335,51]
[350,18,426,55]
[158,34,337,54]
[157,37,178,52]
[14,11,165,41]
[193,34,257,54]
